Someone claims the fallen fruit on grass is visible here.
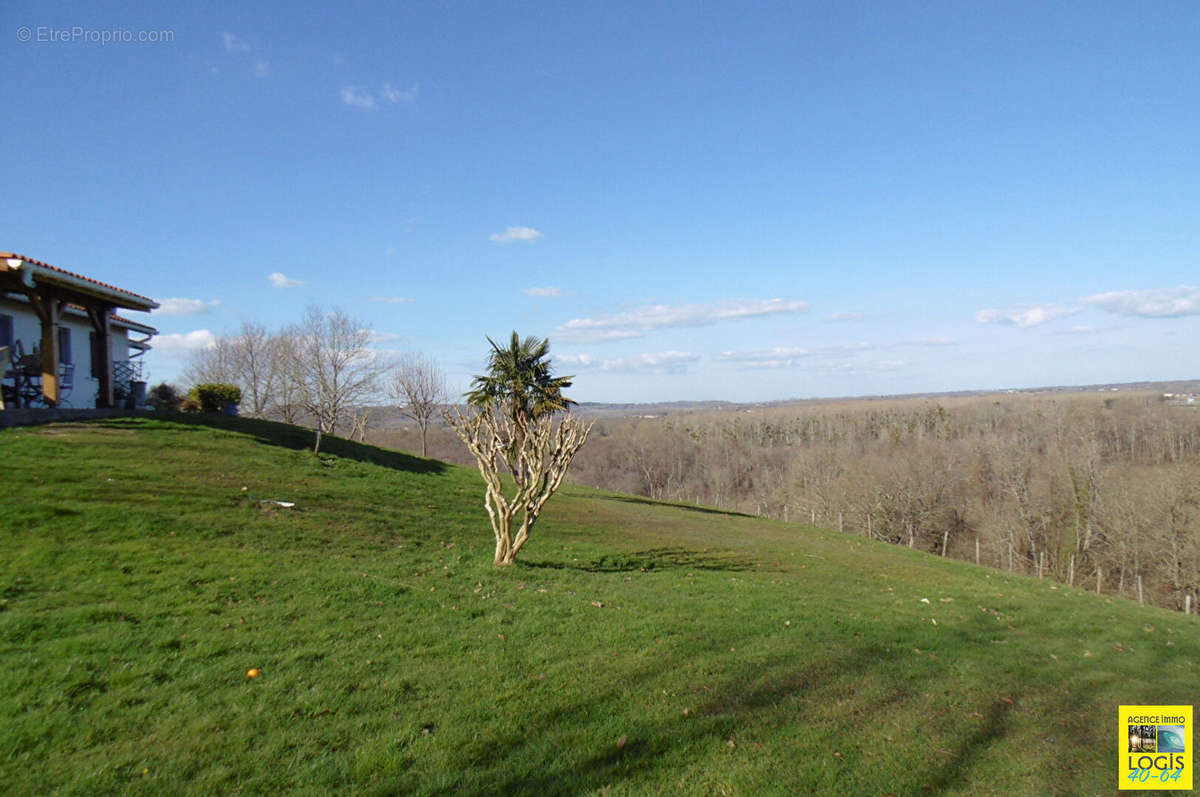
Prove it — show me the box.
[247,668,261,678]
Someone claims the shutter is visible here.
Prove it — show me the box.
[58,327,72,364]
[90,331,103,378]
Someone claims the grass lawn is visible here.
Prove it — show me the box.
[1,416,1196,794]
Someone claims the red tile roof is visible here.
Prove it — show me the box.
[1,251,157,305]
[111,314,157,333]
[59,303,157,333]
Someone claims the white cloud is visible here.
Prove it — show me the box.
[556,298,810,342]
[524,286,567,297]
[974,304,1079,328]
[369,296,414,304]
[221,32,250,52]
[825,312,864,322]
[366,331,407,344]
[907,336,956,346]
[567,329,643,342]
[875,359,908,370]
[1083,286,1200,318]
[340,86,376,109]
[718,341,875,369]
[555,353,596,367]
[268,272,306,288]
[153,329,217,356]
[557,351,698,374]
[155,297,222,317]
[382,83,419,104]
[718,346,813,369]
[489,226,543,244]
[254,61,270,78]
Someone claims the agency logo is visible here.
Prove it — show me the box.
[1119,705,1192,790]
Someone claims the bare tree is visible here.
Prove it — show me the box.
[349,407,372,442]
[285,305,380,452]
[390,352,448,457]
[447,403,592,565]
[269,332,304,424]
[182,322,283,418]
[182,336,238,387]
[228,321,279,417]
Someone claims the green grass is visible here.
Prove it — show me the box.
[1,416,1196,795]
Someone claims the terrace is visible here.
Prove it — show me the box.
[0,253,157,409]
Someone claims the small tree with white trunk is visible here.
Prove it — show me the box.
[447,333,592,566]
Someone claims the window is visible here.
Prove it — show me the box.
[58,326,72,364]
[0,314,12,349]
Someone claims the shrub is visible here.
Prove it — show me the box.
[147,382,184,412]
[189,383,242,414]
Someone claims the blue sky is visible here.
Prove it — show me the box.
[3,1,1198,402]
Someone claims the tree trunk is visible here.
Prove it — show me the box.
[494,528,514,566]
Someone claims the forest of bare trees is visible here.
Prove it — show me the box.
[565,394,1200,613]
[373,391,1200,613]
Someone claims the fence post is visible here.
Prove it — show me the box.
[1137,574,1144,606]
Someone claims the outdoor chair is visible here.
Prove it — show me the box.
[0,346,10,409]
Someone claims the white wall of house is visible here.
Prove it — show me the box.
[1,298,140,408]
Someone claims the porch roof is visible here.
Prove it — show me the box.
[1,252,159,312]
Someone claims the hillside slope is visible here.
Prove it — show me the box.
[1,417,1196,795]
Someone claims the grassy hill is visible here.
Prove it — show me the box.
[1,416,1196,795]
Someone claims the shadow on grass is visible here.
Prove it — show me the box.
[84,414,448,475]
[425,639,1013,796]
[520,546,760,573]
[597,494,755,519]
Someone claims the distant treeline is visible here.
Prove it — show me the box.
[373,392,1200,613]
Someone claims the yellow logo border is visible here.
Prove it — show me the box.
[1119,705,1192,791]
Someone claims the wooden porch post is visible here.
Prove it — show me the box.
[87,305,116,409]
[30,294,63,406]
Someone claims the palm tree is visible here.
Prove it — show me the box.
[466,332,575,424]
[466,333,575,478]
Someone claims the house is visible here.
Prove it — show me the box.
[1,253,158,409]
